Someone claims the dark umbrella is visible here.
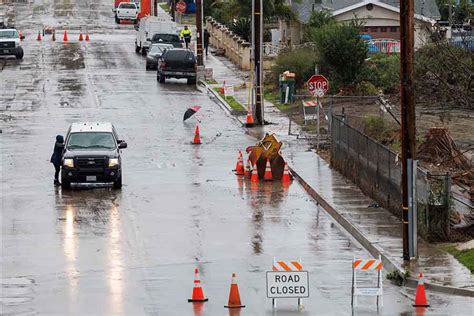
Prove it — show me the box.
[183,105,201,121]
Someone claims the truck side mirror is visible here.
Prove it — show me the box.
[118,142,127,149]
[20,35,25,40]
[134,25,139,31]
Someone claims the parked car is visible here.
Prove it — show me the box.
[0,28,25,59]
[115,2,138,24]
[146,43,174,70]
[61,122,127,189]
[157,48,197,85]
[135,15,177,54]
[151,33,182,48]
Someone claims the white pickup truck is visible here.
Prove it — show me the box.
[115,2,139,24]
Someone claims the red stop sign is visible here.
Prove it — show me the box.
[176,1,186,13]
[307,74,329,97]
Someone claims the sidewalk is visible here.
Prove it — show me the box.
[202,53,474,295]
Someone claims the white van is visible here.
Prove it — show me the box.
[135,15,177,54]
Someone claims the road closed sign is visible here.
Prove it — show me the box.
[266,271,309,298]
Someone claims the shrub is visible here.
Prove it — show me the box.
[270,48,319,89]
[356,81,379,96]
[358,53,400,94]
[362,115,394,144]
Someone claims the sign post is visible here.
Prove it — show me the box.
[306,75,329,151]
[266,259,309,309]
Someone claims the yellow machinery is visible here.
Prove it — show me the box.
[246,133,285,180]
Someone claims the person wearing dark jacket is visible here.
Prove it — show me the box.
[203,29,210,56]
[50,135,64,186]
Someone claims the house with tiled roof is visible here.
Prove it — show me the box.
[278,0,441,48]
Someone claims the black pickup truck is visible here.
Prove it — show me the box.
[157,49,197,85]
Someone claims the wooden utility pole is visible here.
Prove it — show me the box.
[153,0,157,15]
[195,0,204,65]
[253,0,264,125]
[400,0,416,261]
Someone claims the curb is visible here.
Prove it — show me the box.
[202,78,474,298]
[288,165,474,298]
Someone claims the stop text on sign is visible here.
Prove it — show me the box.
[266,271,309,298]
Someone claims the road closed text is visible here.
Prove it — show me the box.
[266,271,309,298]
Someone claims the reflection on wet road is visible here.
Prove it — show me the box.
[1,0,474,315]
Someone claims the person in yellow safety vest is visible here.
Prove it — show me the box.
[180,26,192,49]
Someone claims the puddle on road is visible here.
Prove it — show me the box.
[53,43,85,70]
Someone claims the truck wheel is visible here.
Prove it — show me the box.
[113,176,122,189]
[187,78,196,85]
[115,17,120,24]
[141,47,147,55]
[62,179,71,190]
[135,44,140,53]
[15,48,24,60]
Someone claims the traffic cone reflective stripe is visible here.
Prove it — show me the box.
[413,273,429,307]
[63,30,68,42]
[188,268,208,302]
[250,164,259,183]
[224,273,245,308]
[193,125,201,144]
[79,33,83,41]
[235,151,245,175]
[85,33,90,41]
[282,162,291,184]
[263,159,273,181]
[37,31,42,41]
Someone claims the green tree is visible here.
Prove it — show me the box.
[270,48,320,89]
[308,21,368,86]
[306,9,334,29]
[230,18,251,42]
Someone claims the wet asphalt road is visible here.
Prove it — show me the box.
[1,1,473,315]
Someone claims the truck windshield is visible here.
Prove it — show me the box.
[0,30,18,38]
[67,132,116,150]
[119,3,136,9]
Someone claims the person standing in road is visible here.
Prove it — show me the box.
[203,29,210,56]
[180,25,192,49]
[50,135,64,186]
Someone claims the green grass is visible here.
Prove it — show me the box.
[264,91,293,111]
[206,79,218,85]
[158,3,170,11]
[213,88,246,111]
[440,245,474,273]
[179,14,196,25]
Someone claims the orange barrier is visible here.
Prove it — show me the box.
[224,273,245,308]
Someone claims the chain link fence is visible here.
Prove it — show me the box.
[330,115,451,240]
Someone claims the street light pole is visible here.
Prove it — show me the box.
[253,0,264,125]
[195,0,203,65]
[400,0,416,261]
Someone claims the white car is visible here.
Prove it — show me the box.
[115,2,138,24]
[0,28,25,59]
[135,15,177,54]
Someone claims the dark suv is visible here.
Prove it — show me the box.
[151,33,182,48]
[61,122,127,189]
[157,49,197,85]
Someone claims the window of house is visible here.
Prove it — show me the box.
[370,27,378,32]
[390,26,398,32]
[363,27,369,32]
[380,27,387,32]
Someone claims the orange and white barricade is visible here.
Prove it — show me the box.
[267,259,308,309]
[351,255,383,308]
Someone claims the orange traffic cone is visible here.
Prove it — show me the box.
[63,30,68,42]
[413,273,429,307]
[37,31,42,41]
[220,80,226,94]
[193,125,201,144]
[79,32,83,41]
[282,162,291,184]
[235,151,245,175]
[85,33,90,41]
[188,268,208,302]
[52,31,56,41]
[263,159,273,181]
[244,158,252,179]
[250,164,259,183]
[224,273,245,308]
[246,111,254,126]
